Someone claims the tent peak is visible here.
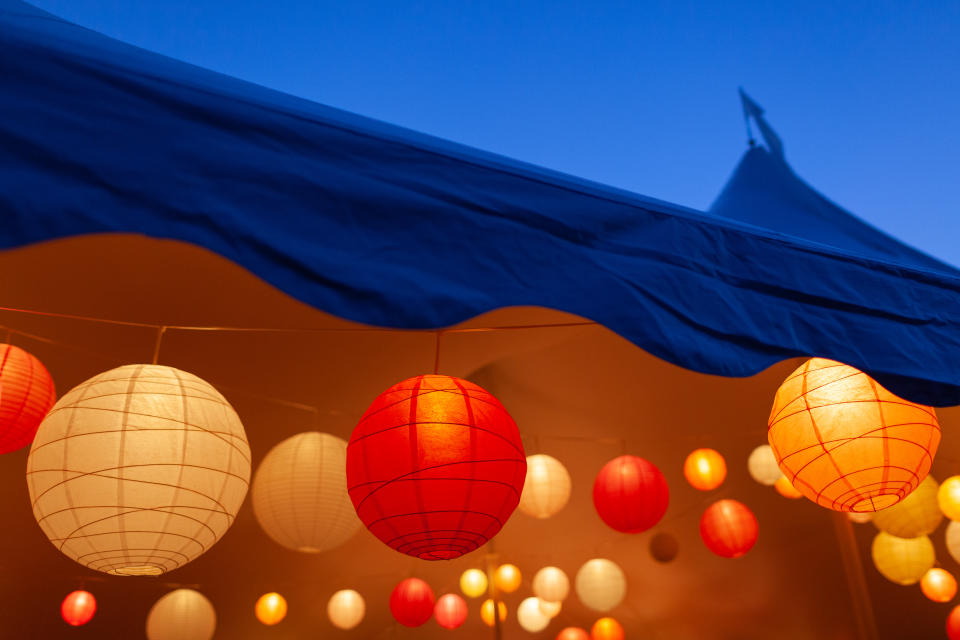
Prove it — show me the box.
[738,88,785,160]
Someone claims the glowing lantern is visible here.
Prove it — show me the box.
[949,605,960,640]
[519,454,572,518]
[593,455,669,533]
[768,358,940,512]
[873,476,942,537]
[539,599,562,618]
[494,564,522,593]
[922,568,957,603]
[255,593,287,626]
[591,617,625,640]
[327,589,365,630]
[683,448,726,490]
[947,522,960,565]
[460,569,488,598]
[575,559,626,612]
[252,432,360,552]
[61,590,96,626]
[939,476,960,521]
[434,594,468,630]
[533,566,569,602]
[0,344,56,454]
[26,365,250,575]
[146,589,216,640]
[871,532,934,585]
[557,628,590,640]
[649,532,679,563]
[391,578,435,627]
[774,476,803,499]
[481,599,507,627]
[747,444,781,486]
[849,512,873,524]
[700,499,758,558]
[518,597,550,632]
[346,375,526,560]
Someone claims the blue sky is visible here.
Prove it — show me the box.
[31,0,960,265]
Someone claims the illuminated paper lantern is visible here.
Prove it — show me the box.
[255,592,287,626]
[61,590,96,626]
[873,476,942,538]
[700,499,758,558]
[949,605,960,640]
[519,454,572,518]
[347,375,526,560]
[517,597,550,632]
[481,599,507,627]
[939,476,960,521]
[871,532,934,585]
[26,365,250,575]
[460,569,488,598]
[849,512,873,524]
[539,599,562,618]
[768,358,940,512]
[146,589,216,640]
[391,578,435,627]
[533,566,569,602]
[327,589,365,630]
[947,522,960,565]
[593,455,669,533]
[494,564,522,593]
[0,344,56,454]
[683,448,726,490]
[922,568,958,603]
[575,559,626,612]
[557,628,590,640]
[591,617,625,640]
[774,476,803,499]
[649,532,679,563]
[747,444,781,486]
[434,593,468,630]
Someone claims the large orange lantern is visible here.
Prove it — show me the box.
[683,448,726,490]
[0,344,55,454]
[557,628,591,640]
[591,617,625,640]
[949,605,960,640]
[255,593,287,626]
[700,499,758,558]
[768,358,940,512]
[593,455,669,533]
[434,594,468,630]
[346,375,526,560]
[922,568,958,603]
[61,590,96,626]
[390,578,435,628]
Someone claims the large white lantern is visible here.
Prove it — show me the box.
[532,566,570,603]
[252,432,360,552]
[26,365,250,575]
[327,589,365,630]
[517,596,550,632]
[747,445,781,486]
[518,454,572,518]
[575,558,626,612]
[146,589,216,640]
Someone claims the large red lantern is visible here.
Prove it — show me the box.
[593,455,669,533]
[61,590,96,626]
[0,344,55,454]
[347,375,526,560]
[700,499,758,558]
[390,578,435,627]
[434,593,468,630]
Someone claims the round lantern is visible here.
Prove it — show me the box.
[747,444,781,486]
[557,628,590,640]
[873,475,942,538]
[593,455,669,533]
[575,559,626,612]
[539,598,562,618]
[346,375,526,560]
[871,532,935,585]
[391,578,435,627]
[922,568,958,603]
[768,358,940,512]
[533,566,569,602]
[683,448,726,490]
[255,592,287,626]
[61,590,96,626]
[481,599,507,627]
[327,589,365,630]
[494,563,522,593]
[649,532,679,563]
[774,476,803,499]
[947,522,960,565]
[252,432,360,552]
[517,597,550,632]
[591,617,625,640]
[26,365,251,575]
[849,512,873,524]
[939,476,960,521]
[146,589,216,640]
[949,605,960,640]
[700,499,758,558]
[519,454,572,518]
[0,344,56,454]
[434,593,468,630]
[460,569,488,598]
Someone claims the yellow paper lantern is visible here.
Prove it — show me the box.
[252,432,360,552]
[871,532,935,585]
[26,365,250,576]
[460,569,488,598]
[538,598,562,618]
[774,475,803,499]
[481,599,507,627]
[519,454,572,518]
[494,564,522,593]
[768,358,940,512]
[683,448,726,491]
[575,559,626,612]
[872,476,942,537]
[517,597,551,632]
[327,589,365,630]
[533,566,570,603]
[747,444,781,486]
[849,512,873,524]
[255,592,287,626]
[922,568,958,603]
[947,521,960,565]
[146,589,216,640]
[939,476,960,521]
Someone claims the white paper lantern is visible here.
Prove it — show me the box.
[747,445,781,486]
[519,454,572,518]
[327,589,365,630]
[947,521,960,565]
[26,365,250,576]
[532,566,570,603]
[252,432,360,552]
[538,598,561,618]
[575,558,626,612]
[146,589,216,640]
[517,596,550,632]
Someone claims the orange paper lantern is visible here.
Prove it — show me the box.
[61,590,96,626]
[700,499,758,558]
[480,599,507,627]
[494,564,522,593]
[593,455,669,533]
[591,617,625,640]
[774,476,803,499]
[391,578,435,628]
[922,568,958,603]
[0,344,55,454]
[683,448,726,491]
[434,594,468,630]
[557,628,591,640]
[255,593,287,626]
[768,358,940,512]
[948,605,960,640]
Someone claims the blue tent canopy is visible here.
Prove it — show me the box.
[2,0,959,405]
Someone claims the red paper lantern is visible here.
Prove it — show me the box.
[0,344,55,454]
[390,578,435,627]
[593,455,669,533]
[700,499,758,558]
[949,605,960,640]
[347,375,526,560]
[557,628,591,640]
[434,593,467,630]
[61,590,96,626]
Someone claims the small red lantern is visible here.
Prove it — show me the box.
[700,499,758,558]
[557,628,591,640]
[390,578,435,628]
[593,455,669,533]
[347,375,526,560]
[0,344,55,454]
[949,605,960,640]
[434,593,467,630]
[61,590,96,626]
